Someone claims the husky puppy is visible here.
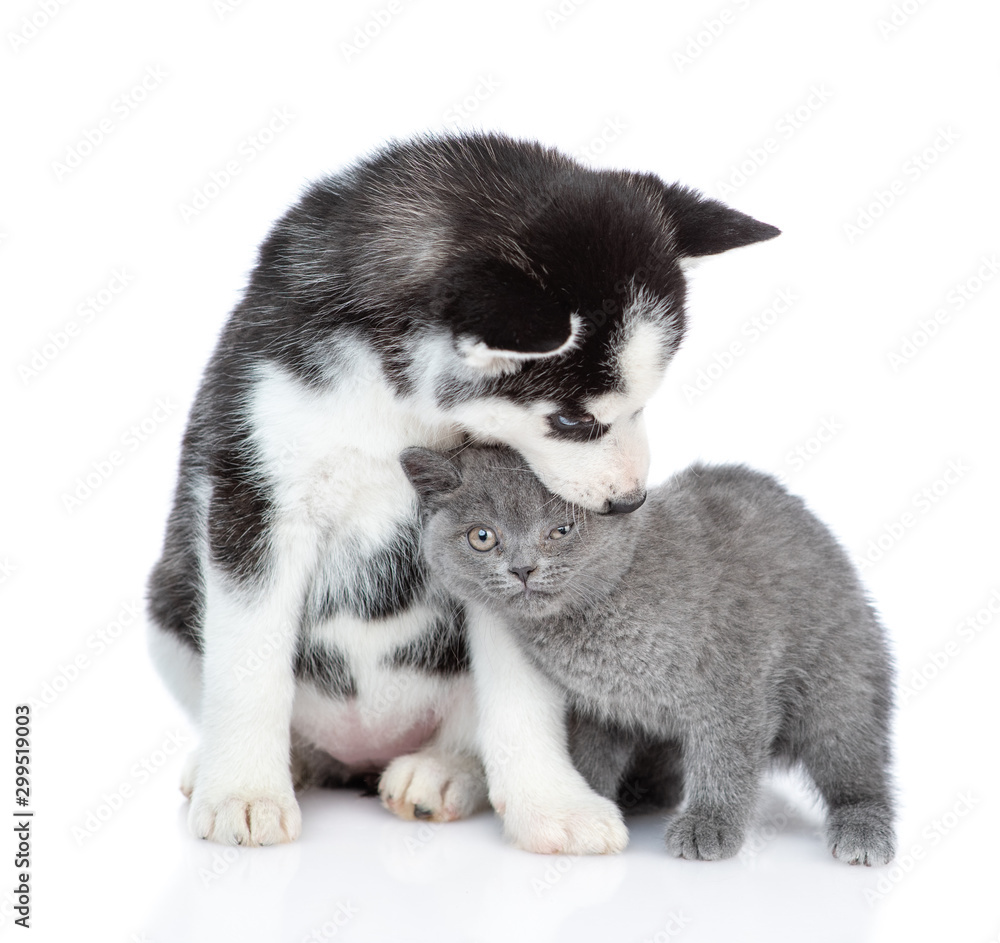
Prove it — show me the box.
[146,132,779,846]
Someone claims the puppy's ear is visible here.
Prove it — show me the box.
[653,180,780,258]
[432,258,581,373]
[400,448,463,503]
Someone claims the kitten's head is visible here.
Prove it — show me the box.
[402,445,635,619]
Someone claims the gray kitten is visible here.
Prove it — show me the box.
[401,445,896,865]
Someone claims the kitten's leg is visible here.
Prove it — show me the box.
[468,606,628,855]
[663,721,763,861]
[567,710,635,802]
[800,715,895,865]
[794,616,896,866]
[378,677,489,822]
[619,738,685,814]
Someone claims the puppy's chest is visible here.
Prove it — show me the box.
[250,357,460,535]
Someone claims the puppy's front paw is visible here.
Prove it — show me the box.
[379,750,488,822]
[501,789,628,855]
[189,790,302,846]
[664,809,744,861]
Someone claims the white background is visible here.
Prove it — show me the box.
[3,0,999,941]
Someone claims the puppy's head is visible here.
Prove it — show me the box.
[427,168,779,513]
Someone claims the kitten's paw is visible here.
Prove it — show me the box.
[188,789,302,846]
[828,804,895,866]
[501,790,629,855]
[379,750,488,822]
[664,809,745,861]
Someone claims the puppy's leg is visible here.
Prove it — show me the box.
[146,621,203,798]
[379,677,489,822]
[187,535,312,846]
[468,606,628,855]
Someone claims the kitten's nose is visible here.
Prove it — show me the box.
[604,490,647,515]
[509,565,535,586]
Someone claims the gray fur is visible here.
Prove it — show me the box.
[403,445,896,864]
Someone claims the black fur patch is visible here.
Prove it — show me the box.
[390,608,470,676]
[146,481,205,652]
[207,462,273,584]
[303,525,426,625]
[294,641,357,698]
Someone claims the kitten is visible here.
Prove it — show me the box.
[400,445,896,864]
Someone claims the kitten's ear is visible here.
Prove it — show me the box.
[646,177,780,258]
[432,258,581,374]
[400,448,463,503]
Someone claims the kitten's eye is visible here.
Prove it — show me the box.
[467,526,498,552]
[548,524,573,540]
[554,413,596,428]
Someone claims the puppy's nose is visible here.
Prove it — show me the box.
[509,565,535,586]
[604,491,647,515]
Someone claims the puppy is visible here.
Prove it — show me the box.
[146,132,779,846]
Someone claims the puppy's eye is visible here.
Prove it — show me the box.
[548,524,573,540]
[468,526,498,551]
[554,413,596,428]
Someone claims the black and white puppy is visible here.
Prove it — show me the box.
[146,132,779,847]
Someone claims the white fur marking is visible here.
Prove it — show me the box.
[466,603,628,854]
[458,313,584,374]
